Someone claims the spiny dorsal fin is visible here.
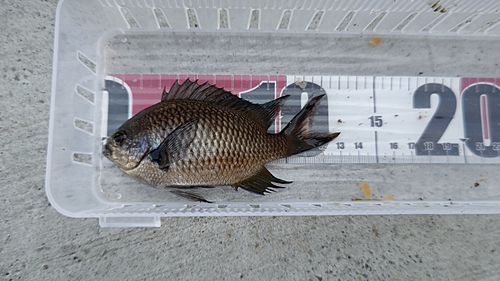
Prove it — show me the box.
[233,167,292,195]
[162,79,289,129]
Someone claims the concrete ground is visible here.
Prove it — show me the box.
[1,0,500,280]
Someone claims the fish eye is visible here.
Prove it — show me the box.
[112,130,127,146]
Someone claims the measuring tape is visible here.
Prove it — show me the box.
[104,74,500,164]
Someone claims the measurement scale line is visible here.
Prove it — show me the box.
[373,76,379,163]
[372,76,377,113]
[458,138,467,164]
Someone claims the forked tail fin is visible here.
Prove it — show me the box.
[280,94,340,156]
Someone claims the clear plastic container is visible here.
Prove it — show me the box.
[47,0,500,227]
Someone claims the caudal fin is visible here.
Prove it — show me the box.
[280,94,340,156]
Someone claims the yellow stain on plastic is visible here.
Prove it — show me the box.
[382,195,396,201]
[353,182,396,201]
[369,37,381,46]
[362,182,371,199]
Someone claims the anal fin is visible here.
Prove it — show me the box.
[170,190,214,203]
[233,167,292,195]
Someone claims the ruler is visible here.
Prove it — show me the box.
[104,74,500,164]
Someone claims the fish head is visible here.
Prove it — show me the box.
[103,121,151,171]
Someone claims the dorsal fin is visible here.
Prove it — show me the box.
[162,79,289,129]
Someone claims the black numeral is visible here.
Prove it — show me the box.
[355,142,363,149]
[408,142,415,149]
[369,116,383,127]
[462,84,500,157]
[412,83,459,156]
[390,142,398,149]
[336,142,345,149]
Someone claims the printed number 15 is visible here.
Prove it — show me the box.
[369,116,383,127]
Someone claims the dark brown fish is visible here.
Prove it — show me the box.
[103,79,340,200]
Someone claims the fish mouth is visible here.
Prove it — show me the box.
[102,142,146,171]
[102,143,112,159]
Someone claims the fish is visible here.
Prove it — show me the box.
[103,79,340,201]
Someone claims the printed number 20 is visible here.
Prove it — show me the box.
[413,82,500,158]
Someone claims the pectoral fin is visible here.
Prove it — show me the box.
[233,167,292,195]
[149,117,199,169]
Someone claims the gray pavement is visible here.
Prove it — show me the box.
[2,0,500,280]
